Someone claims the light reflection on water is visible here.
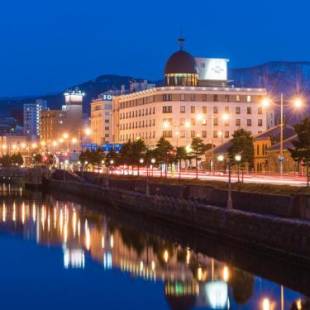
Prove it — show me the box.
[0,184,308,310]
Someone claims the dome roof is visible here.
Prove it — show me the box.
[164,50,197,75]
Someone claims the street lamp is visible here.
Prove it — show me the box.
[234,154,242,183]
[261,94,304,176]
[151,158,156,177]
[217,154,233,209]
[138,158,144,176]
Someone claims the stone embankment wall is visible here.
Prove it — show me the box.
[49,179,310,260]
[75,172,305,219]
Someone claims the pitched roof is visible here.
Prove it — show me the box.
[254,124,295,141]
[268,134,297,151]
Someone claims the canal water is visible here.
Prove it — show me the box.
[0,184,308,310]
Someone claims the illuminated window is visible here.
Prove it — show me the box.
[258,107,262,114]
[191,106,195,113]
[163,130,172,138]
[163,106,172,113]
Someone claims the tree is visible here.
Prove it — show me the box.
[131,139,147,167]
[0,155,12,167]
[11,153,23,166]
[190,137,211,178]
[79,149,104,167]
[289,117,310,186]
[119,140,134,166]
[175,146,188,178]
[105,149,119,166]
[228,129,254,170]
[155,137,173,177]
[33,154,43,165]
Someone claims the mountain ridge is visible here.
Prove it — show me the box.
[2,61,310,123]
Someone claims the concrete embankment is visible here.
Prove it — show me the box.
[76,172,310,220]
[48,179,310,261]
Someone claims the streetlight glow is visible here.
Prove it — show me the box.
[151,158,156,164]
[84,128,92,136]
[261,97,271,108]
[217,154,224,162]
[234,154,242,162]
[139,158,144,164]
[292,97,304,110]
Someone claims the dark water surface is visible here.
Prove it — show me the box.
[0,184,308,310]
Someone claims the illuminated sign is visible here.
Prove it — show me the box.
[102,94,113,101]
[195,58,228,81]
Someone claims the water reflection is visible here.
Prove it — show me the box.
[0,185,308,309]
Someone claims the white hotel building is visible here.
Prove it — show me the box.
[112,41,274,148]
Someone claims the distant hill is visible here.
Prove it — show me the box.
[0,75,154,118]
[2,61,310,124]
[231,61,310,95]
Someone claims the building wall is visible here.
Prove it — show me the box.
[90,97,113,145]
[0,135,30,155]
[23,99,47,138]
[266,149,301,174]
[40,110,66,142]
[112,86,274,148]
[253,138,272,173]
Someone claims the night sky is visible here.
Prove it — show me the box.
[1,0,309,97]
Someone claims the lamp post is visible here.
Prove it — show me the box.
[217,154,233,209]
[262,94,304,176]
[235,154,242,183]
[138,158,144,177]
[106,159,114,188]
[151,158,156,177]
[146,158,155,197]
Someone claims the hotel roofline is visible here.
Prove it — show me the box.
[115,85,267,100]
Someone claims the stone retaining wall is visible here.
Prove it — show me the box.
[49,179,310,260]
[76,172,296,218]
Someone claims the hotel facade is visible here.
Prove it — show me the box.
[112,41,274,148]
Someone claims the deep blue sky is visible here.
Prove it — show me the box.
[1,0,310,97]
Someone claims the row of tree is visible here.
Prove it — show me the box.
[0,154,24,167]
[79,137,213,178]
